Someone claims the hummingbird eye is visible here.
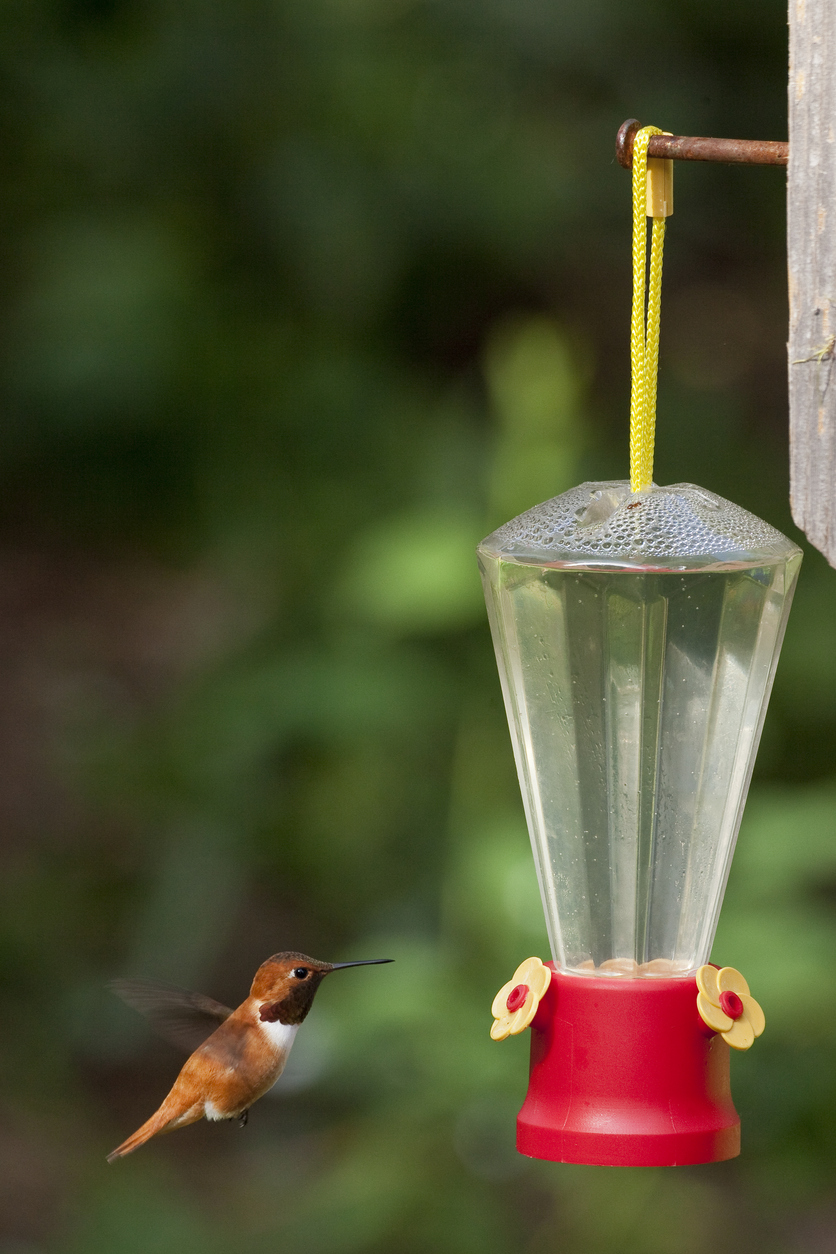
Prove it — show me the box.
[293,967,309,979]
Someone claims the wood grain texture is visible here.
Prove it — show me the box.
[788,0,836,566]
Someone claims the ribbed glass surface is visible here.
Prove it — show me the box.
[478,482,801,977]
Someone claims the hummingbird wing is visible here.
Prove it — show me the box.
[110,977,233,1053]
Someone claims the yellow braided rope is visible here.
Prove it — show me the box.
[630,126,666,493]
[642,216,666,488]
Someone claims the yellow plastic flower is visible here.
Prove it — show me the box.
[490,957,551,1041]
[696,965,765,1051]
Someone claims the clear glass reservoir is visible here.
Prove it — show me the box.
[478,482,801,977]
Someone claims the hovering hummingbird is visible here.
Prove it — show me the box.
[107,951,393,1161]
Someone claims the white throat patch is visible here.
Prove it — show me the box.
[258,1017,299,1059]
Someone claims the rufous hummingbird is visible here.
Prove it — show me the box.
[107,951,393,1161]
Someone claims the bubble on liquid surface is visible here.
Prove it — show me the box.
[479,481,796,567]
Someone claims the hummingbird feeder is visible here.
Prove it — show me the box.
[478,126,801,1167]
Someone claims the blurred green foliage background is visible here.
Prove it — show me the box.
[1,1,835,1251]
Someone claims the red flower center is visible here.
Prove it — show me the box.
[719,990,744,1020]
[506,983,530,1012]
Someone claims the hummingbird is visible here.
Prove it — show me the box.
[107,951,393,1161]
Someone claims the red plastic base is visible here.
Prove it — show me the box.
[517,965,740,1166]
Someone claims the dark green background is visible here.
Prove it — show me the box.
[1,2,835,1251]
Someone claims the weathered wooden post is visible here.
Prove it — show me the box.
[788,0,836,567]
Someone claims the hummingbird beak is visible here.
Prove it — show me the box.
[328,959,394,970]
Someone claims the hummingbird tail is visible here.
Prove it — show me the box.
[107,1101,196,1162]
[107,1111,168,1161]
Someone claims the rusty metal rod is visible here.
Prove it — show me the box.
[616,118,788,169]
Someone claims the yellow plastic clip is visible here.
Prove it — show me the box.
[646,134,674,217]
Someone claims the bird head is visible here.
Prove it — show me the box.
[251,952,393,1025]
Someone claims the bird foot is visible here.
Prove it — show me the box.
[238,1110,249,1128]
